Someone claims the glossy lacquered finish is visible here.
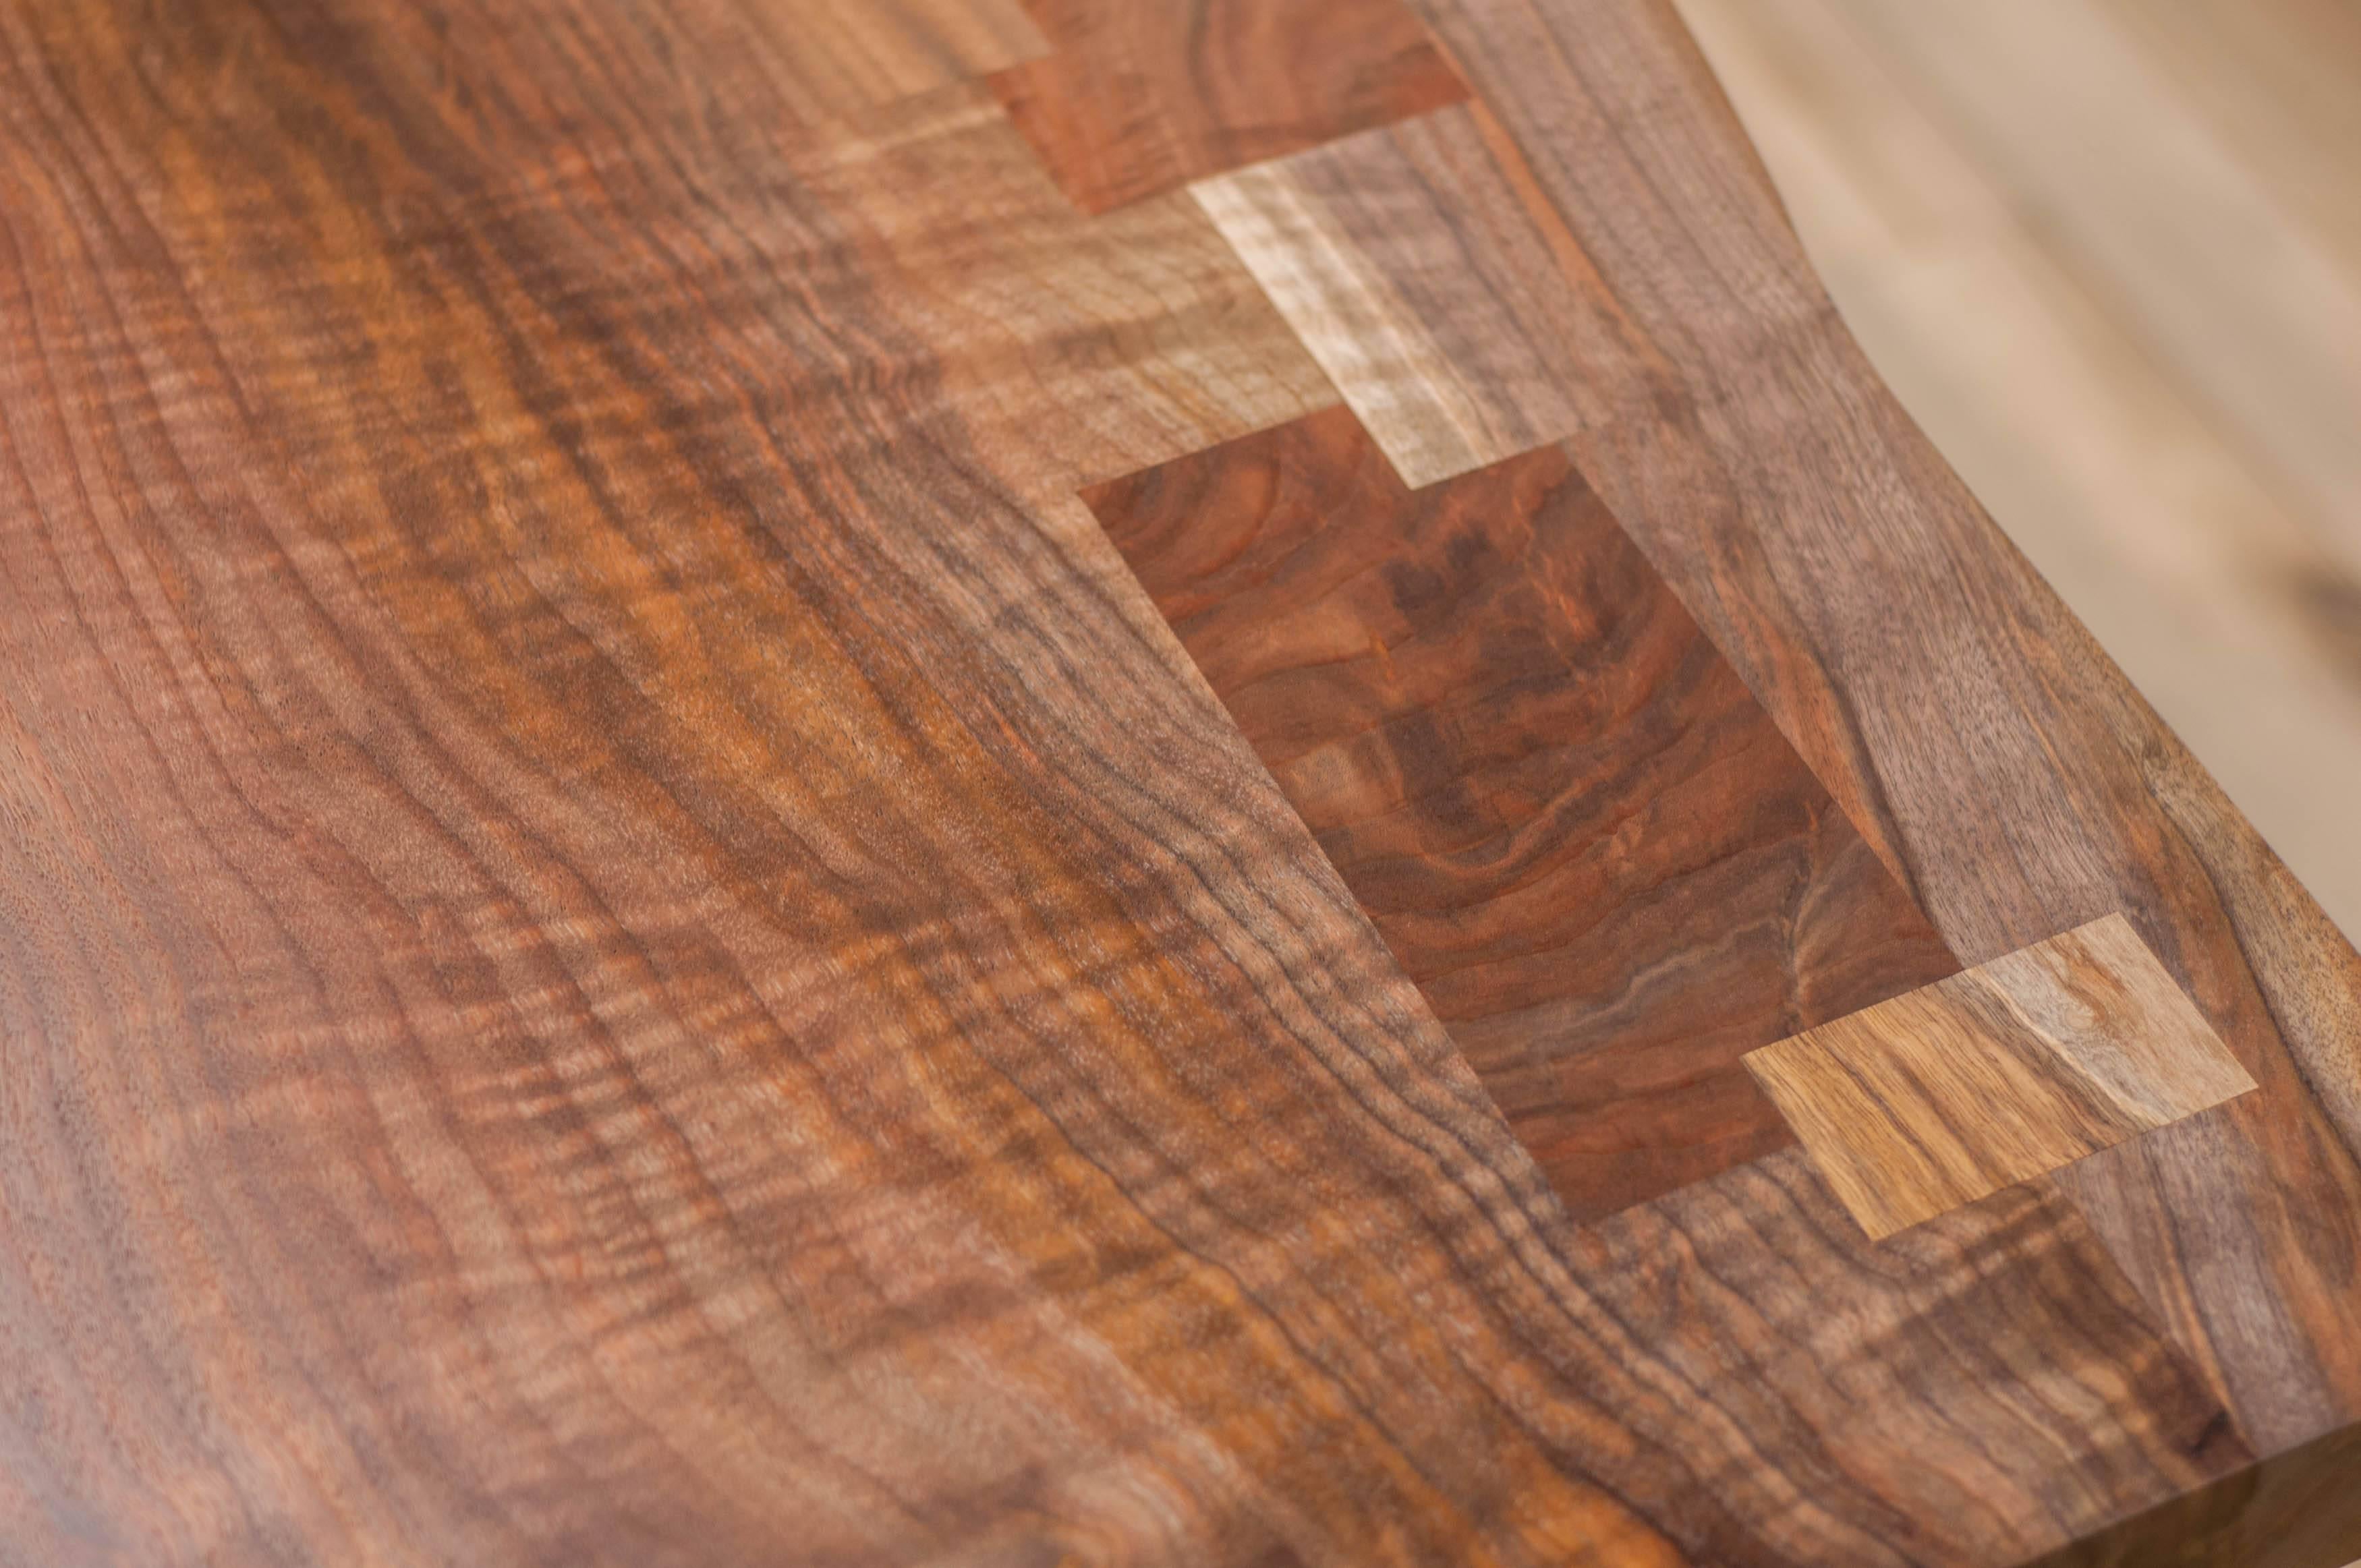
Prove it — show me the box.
[0,0,2356,1563]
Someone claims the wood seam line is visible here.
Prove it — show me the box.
[1745,911,2260,1241]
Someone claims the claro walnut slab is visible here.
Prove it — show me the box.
[1,0,2357,1565]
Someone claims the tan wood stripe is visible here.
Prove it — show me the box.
[1748,914,2257,1239]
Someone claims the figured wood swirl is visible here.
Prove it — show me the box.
[0,0,2355,1559]
[1086,405,1960,1221]
[989,0,1468,213]
[1748,914,2258,1238]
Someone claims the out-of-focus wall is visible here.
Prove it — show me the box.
[1674,0,2361,946]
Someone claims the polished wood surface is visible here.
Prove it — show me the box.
[1087,405,1959,1221]
[2,0,2358,1562]
[1747,914,2257,1239]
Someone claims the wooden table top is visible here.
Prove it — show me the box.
[2,0,2357,1563]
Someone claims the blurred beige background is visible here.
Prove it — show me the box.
[1673,0,2361,947]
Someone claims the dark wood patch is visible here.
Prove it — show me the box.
[986,0,1467,214]
[1086,405,1962,1221]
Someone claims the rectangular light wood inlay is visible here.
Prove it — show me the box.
[1745,913,2258,1240]
[1191,103,1629,488]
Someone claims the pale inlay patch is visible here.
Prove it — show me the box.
[1744,913,2258,1240]
[1191,102,1641,488]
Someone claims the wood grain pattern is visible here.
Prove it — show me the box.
[762,0,1049,120]
[756,84,1336,498]
[1194,103,1618,486]
[1086,405,1960,1220]
[1409,0,2361,1511]
[988,0,1467,213]
[0,0,2355,1559]
[1748,914,2258,1238]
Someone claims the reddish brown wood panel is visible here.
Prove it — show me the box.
[987,0,1468,213]
[1086,405,1960,1221]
